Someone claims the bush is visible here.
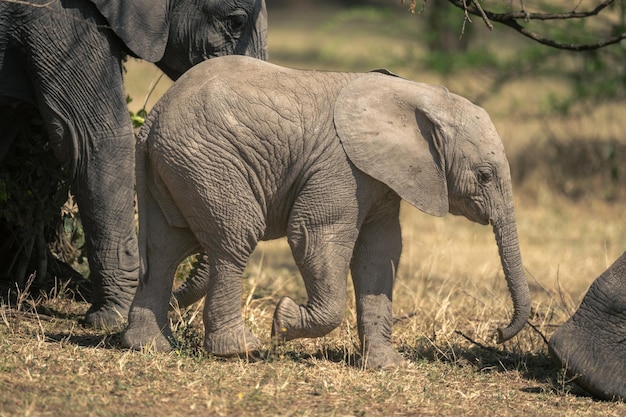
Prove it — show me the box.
[0,107,86,296]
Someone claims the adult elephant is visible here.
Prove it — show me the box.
[0,0,268,328]
[549,253,626,400]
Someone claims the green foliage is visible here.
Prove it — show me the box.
[423,49,499,75]
[573,49,626,101]
[418,1,626,114]
[127,95,147,129]
[0,112,89,288]
[0,95,146,285]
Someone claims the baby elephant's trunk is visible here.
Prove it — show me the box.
[492,214,531,343]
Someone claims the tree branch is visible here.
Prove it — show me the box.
[479,0,617,21]
[445,0,626,51]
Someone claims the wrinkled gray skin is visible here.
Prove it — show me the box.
[124,56,531,368]
[549,252,626,400]
[0,0,268,328]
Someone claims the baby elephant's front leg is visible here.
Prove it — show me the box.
[272,236,351,342]
[351,213,406,369]
[272,295,345,341]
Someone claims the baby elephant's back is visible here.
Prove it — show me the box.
[143,57,267,143]
[144,55,361,179]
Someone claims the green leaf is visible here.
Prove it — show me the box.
[130,113,145,128]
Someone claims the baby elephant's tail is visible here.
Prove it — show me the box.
[135,122,152,280]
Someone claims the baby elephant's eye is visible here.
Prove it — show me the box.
[476,168,493,185]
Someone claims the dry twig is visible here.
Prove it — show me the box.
[447,0,626,51]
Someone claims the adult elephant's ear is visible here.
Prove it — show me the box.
[92,0,169,62]
[334,74,449,217]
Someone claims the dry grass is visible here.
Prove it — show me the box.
[2,205,625,416]
[3,4,626,416]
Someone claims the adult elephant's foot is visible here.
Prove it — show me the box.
[83,301,131,330]
[548,253,626,401]
[358,343,407,370]
[82,270,137,329]
[272,296,341,342]
[204,326,261,357]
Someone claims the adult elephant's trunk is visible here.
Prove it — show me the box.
[492,210,531,343]
[171,254,211,309]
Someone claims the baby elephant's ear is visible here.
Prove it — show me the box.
[334,74,449,217]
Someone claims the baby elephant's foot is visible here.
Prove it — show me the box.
[272,296,339,342]
[204,326,261,357]
[121,308,173,352]
[272,296,301,342]
[358,343,407,370]
[121,325,173,352]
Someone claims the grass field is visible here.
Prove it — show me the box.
[2,4,626,416]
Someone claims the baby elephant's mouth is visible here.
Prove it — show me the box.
[469,213,490,226]
[448,200,490,225]
[452,211,489,226]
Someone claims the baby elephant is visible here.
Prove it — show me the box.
[122,55,531,368]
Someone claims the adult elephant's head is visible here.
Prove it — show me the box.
[92,0,268,80]
[335,74,532,343]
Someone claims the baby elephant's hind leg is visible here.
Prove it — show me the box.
[122,202,197,352]
[183,177,266,356]
[201,257,262,356]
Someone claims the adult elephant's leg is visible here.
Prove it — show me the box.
[32,107,137,328]
[27,4,140,328]
[350,203,405,369]
[548,252,626,400]
[76,132,140,328]
[38,118,139,329]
